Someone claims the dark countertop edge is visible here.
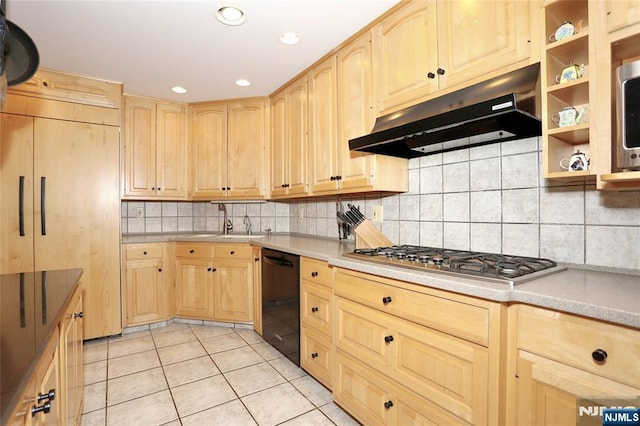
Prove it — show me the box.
[121,233,640,329]
[1,268,83,425]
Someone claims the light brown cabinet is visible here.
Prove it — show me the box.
[122,243,169,326]
[373,0,536,114]
[0,111,121,340]
[606,0,640,33]
[188,98,268,200]
[270,77,309,198]
[332,267,503,425]
[122,96,187,199]
[60,287,83,426]
[506,304,640,425]
[174,243,216,319]
[300,257,333,389]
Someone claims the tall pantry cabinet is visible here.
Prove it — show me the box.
[1,69,122,340]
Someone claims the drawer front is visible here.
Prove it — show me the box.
[214,243,252,259]
[175,243,214,258]
[336,297,488,424]
[335,350,472,426]
[300,257,332,288]
[517,305,640,388]
[300,325,332,390]
[125,243,163,260]
[300,281,332,335]
[335,269,490,346]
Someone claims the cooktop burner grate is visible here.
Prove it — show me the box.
[345,245,563,285]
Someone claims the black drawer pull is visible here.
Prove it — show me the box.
[384,335,394,343]
[437,67,445,75]
[189,249,195,253]
[592,349,608,362]
[311,352,318,359]
[73,312,83,319]
[311,271,318,277]
[382,296,392,305]
[37,389,55,402]
[311,307,319,313]
[230,251,235,255]
[143,251,147,255]
[31,402,51,416]
[158,268,162,272]
[427,71,435,79]
[384,401,394,409]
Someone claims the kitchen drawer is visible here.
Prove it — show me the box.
[214,243,252,259]
[175,242,214,258]
[335,297,488,424]
[334,350,472,426]
[516,305,640,388]
[335,268,490,346]
[300,280,332,336]
[300,325,332,390]
[124,243,163,260]
[300,257,332,288]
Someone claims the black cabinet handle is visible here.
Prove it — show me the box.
[31,401,51,416]
[207,267,212,271]
[158,268,162,272]
[73,312,83,319]
[143,251,147,255]
[37,389,55,402]
[592,349,608,362]
[437,67,445,75]
[384,335,394,343]
[384,401,394,409]
[336,175,342,180]
[311,271,318,277]
[230,251,235,255]
[254,257,259,262]
[311,352,318,359]
[382,296,392,305]
[40,177,46,235]
[427,71,436,79]
[211,268,217,272]
[311,307,319,313]
[189,249,195,253]
[19,176,25,236]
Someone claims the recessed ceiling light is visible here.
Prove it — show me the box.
[280,32,300,45]
[235,79,251,87]
[216,6,245,26]
[171,86,187,94]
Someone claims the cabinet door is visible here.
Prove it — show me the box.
[33,118,121,340]
[337,31,375,191]
[189,103,227,199]
[227,99,267,199]
[270,91,288,197]
[123,96,157,197]
[373,0,438,113]
[155,102,186,198]
[0,113,34,274]
[436,0,532,89]
[32,333,60,426]
[308,56,339,193]
[213,259,253,322]
[124,258,165,325]
[607,0,640,33]
[61,289,83,426]
[175,258,215,319]
[286,76,309,196]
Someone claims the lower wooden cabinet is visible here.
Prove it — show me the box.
[507,304,640,425]
[175,257,216,319]
[60,287,84,426]
[212,244,254,323]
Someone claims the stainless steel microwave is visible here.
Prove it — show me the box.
[616,60,640,171]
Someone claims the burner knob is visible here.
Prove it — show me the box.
[407,254,417,261]
[385,252,393,258]
[432,257,444,266]
[418,255,430,263]
[395,253,405,259]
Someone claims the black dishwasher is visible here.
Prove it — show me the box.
[261,248,300,366]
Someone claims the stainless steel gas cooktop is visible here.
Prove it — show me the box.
[343,245,565,285]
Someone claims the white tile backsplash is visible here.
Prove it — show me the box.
[121,138,640,271]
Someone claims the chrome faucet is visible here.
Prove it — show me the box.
[218,203,233,234]
[243,215,252,235]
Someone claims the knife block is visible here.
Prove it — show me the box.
[353,219,393,249]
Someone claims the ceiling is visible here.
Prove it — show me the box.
[5,0,400,103]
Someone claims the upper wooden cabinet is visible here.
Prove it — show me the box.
[270,76,309,198]
[373,0,536,114]
[189,98,269,200]
[605,0,640,33]
[122,95,187,199]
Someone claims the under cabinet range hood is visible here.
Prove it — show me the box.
[349,63,541,158]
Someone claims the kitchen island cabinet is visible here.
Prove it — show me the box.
[1,269,83,426]
[1,88,122,340]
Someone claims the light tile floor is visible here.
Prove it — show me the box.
[81,322,360,426]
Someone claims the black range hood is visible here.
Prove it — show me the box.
[349,63,541,158]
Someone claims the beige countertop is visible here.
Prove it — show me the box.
[122,233,640,329]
